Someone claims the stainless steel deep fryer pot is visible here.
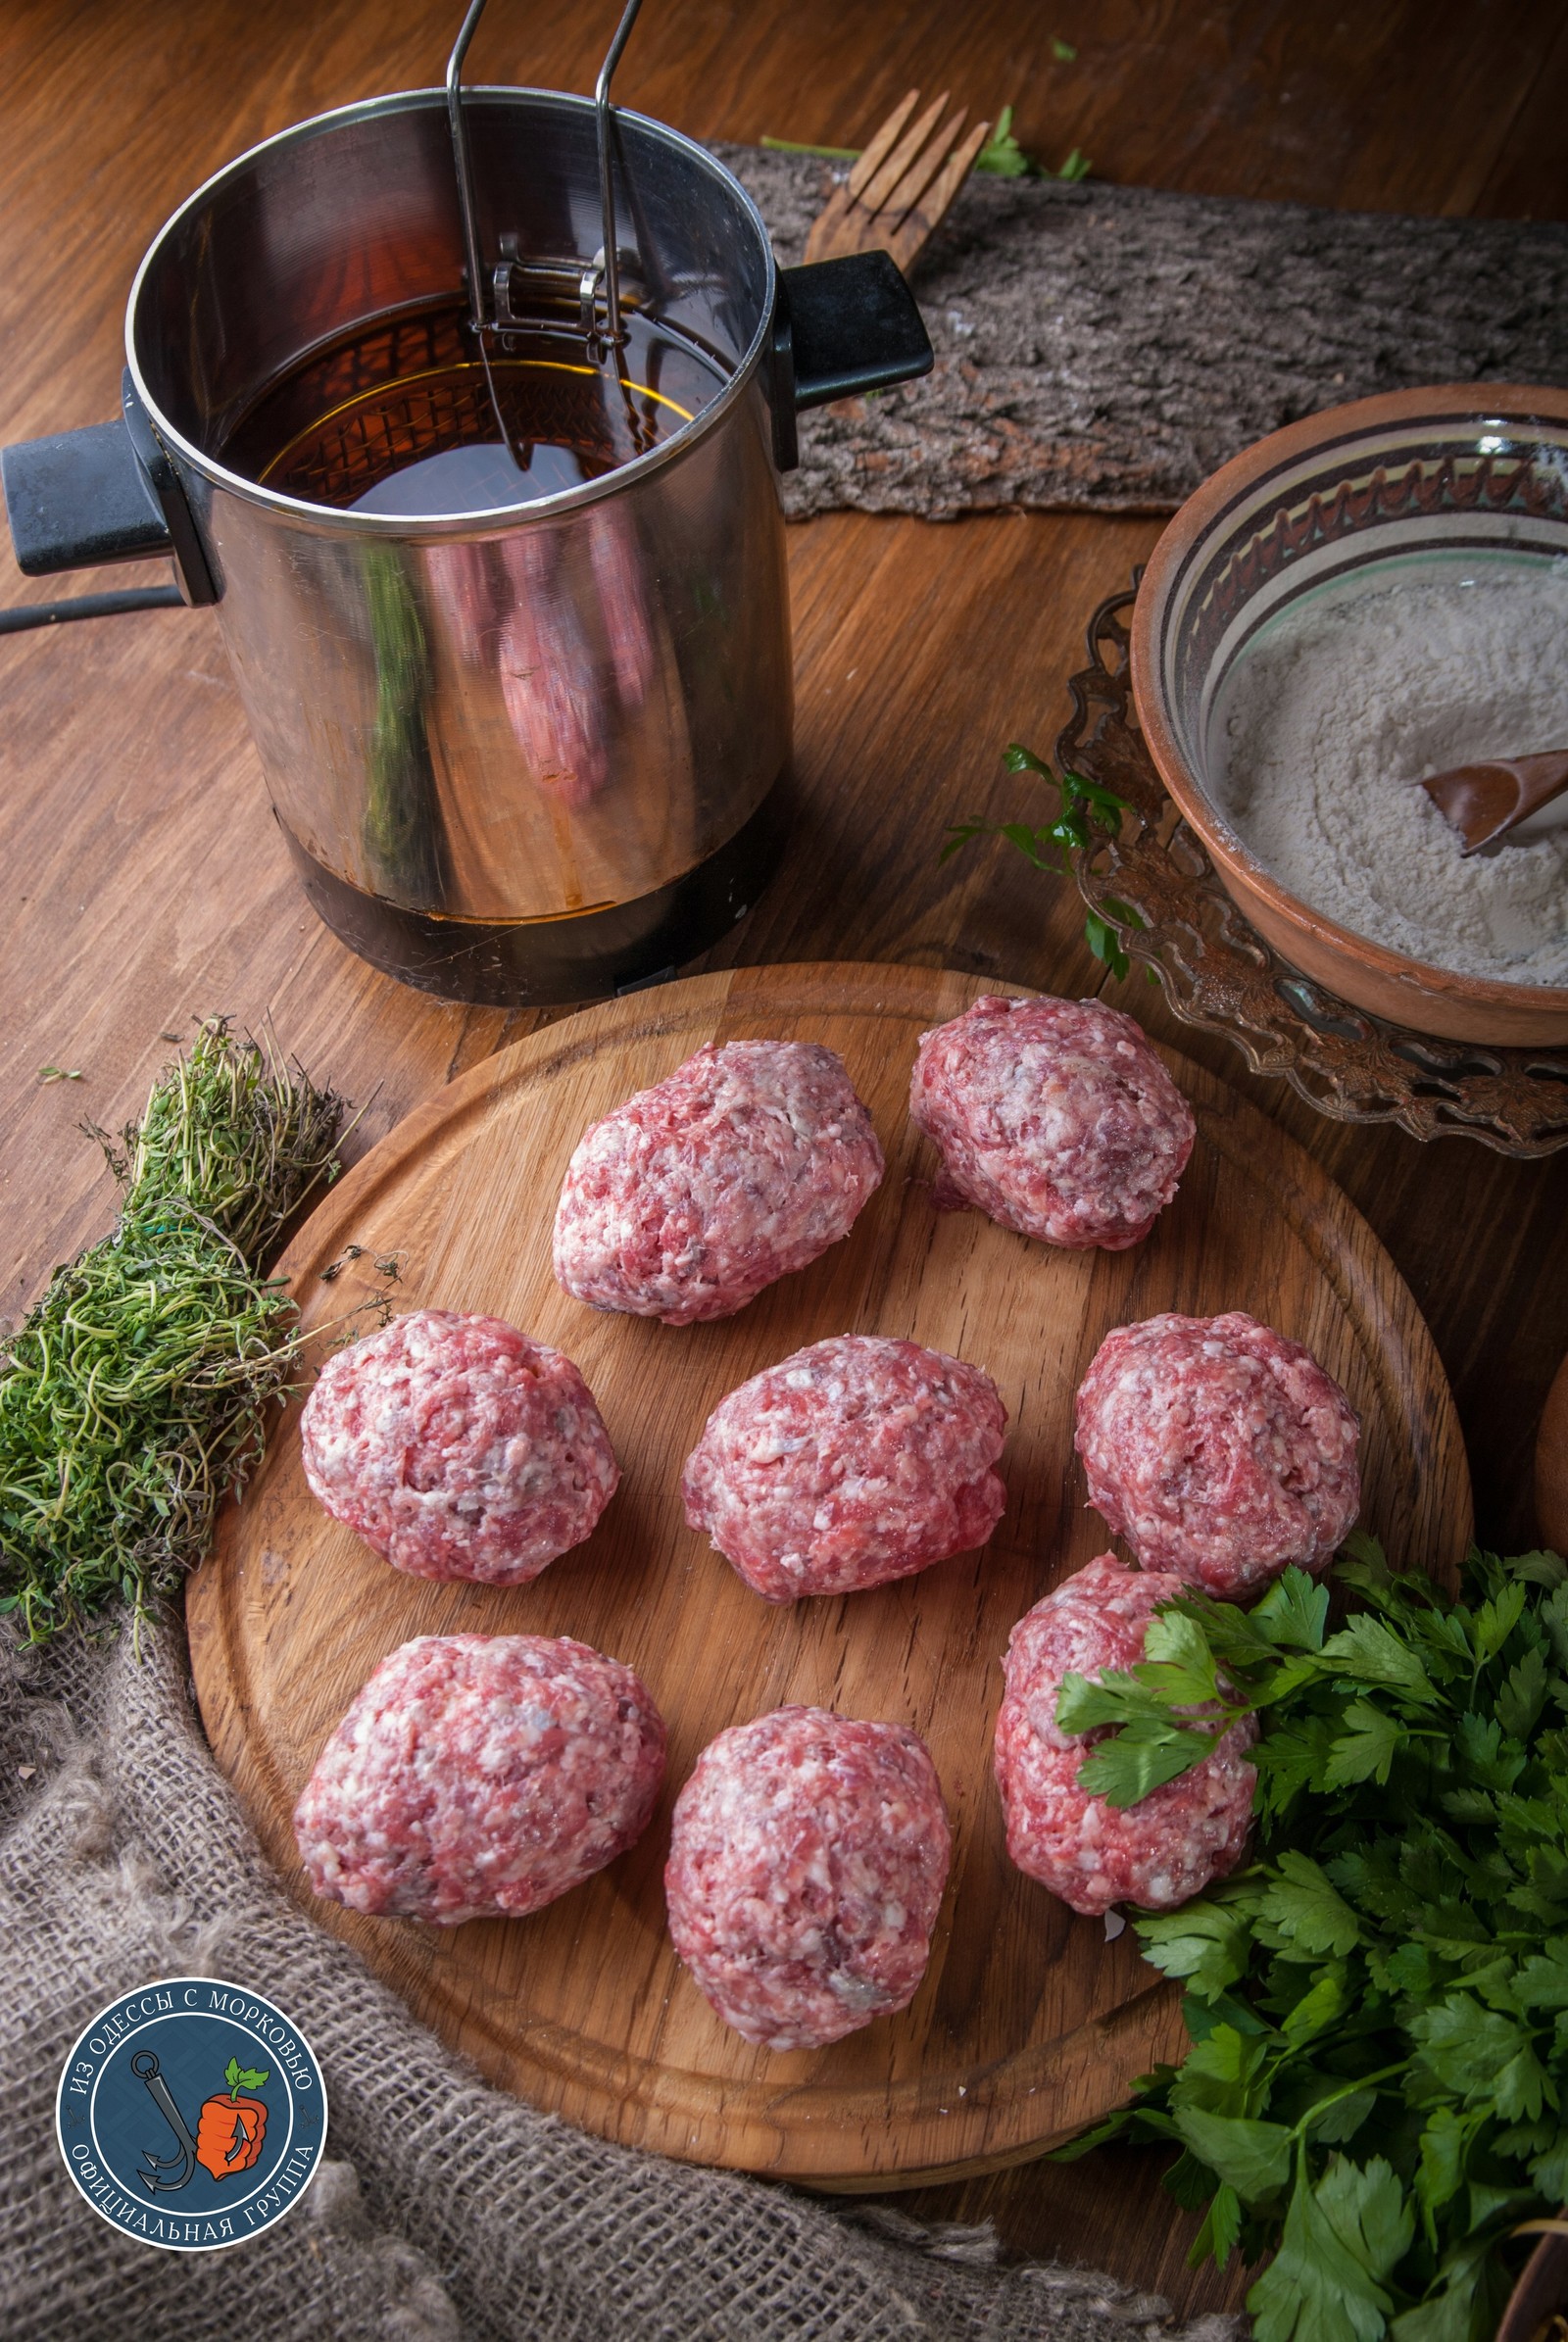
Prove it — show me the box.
[2,13,931,1003]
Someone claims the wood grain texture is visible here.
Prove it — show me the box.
[188,962,1471,2184]
[1540,1351,1568,1559]
[4,0,1566,2312]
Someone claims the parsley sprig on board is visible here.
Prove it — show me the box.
[1056,1536,1568,2340]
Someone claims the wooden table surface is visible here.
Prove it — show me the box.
[3,0,1566,2318]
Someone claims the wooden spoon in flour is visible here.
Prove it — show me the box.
[1423,749,1568,854]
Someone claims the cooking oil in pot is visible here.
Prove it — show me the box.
[221,298,725,514]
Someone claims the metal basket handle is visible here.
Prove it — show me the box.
[446,0,643,354]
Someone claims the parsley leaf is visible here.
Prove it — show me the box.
[1318,1614,1440,1700]
[1414,2106,1469,2240]
[1251,2155,1412,2342]
[1322,1700,1405,1788]
[1137,1899,1255,1999]
[1189,2177,1243,2269]
[1075,1721,1222,1807]
[974,106,1032,178]
[1513,1943,1568,2012]
[1471,1582,1527,1663]
[1408,2000,1553,2122]
[1173,2108,1293,2198]
[1281,1970,1348,2048]
[1497,1644,1549,1738]
[1174,2023,1271,2117]
[1250,1568,1332,1652]
[1259,1852,1364,1959]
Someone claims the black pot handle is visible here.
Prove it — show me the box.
[770,250,934,471]
[0,373,219,606]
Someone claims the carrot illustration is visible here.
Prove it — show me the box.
[194,2056,270,2178]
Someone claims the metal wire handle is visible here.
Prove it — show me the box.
[594,0,644,348]
[446,0,644,349]
[446,0,490,338]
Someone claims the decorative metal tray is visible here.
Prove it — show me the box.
[1056,583,1568,1158]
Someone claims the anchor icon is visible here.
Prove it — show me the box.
[129,2050,200,2194]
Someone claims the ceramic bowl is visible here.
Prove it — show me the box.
[1130,384,1568,1046]
[1496,2222,1568,2342]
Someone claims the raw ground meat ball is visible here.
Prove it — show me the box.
[294,1634,666,1925]
[1075,1310,1361,1597]
[553,1040,885,1326]
[665,1706,951,2049]
[682,1334,1008,1602]
[300,1309,618,1586]
[995,1553,1257,1916]
[907,994,1196,1250]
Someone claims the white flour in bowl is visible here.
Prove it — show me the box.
[1210,560,1568,987]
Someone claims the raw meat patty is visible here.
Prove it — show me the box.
[1075,1310,1361,1597]
[908,994,1195,1249]
[665,1706,951,2048]
[300,1309,618,1586]
[995,1553,1257,1916]
[295,1634,666,1925]
[682,1334,1008,1602]
[553,1040,884,1326]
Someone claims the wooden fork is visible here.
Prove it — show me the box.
[803,89,991,270]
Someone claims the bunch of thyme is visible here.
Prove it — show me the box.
[0,1021,352,1644]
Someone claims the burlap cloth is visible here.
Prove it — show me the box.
[0,1610,1239,2342]
[720,147,1568,518]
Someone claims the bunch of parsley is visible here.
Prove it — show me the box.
[1055,1536,1568,2341]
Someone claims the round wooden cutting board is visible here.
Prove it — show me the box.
[187,962,1472,2188]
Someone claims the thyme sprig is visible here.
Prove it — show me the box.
[0,1020,372,1645]
[100,1016,344,1261]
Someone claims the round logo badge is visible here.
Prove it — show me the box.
[55,1977,328,2253]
